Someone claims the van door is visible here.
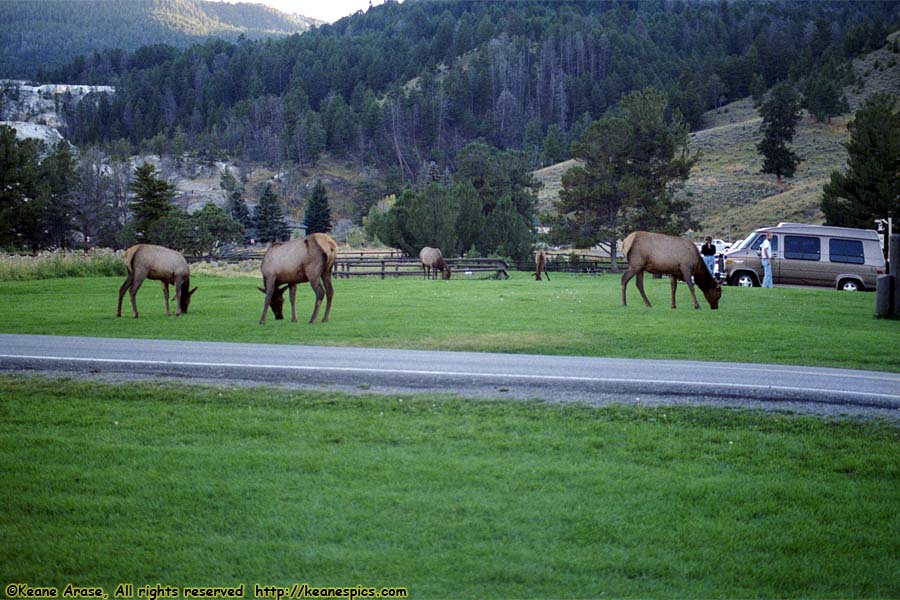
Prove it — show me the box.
[781,235,827,285]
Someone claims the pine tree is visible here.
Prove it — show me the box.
[0,125,41,249]
[803,67,849,123]
[553,88,698,269]
[750,73,766,107]
[454,181,484,256]
[220,167,252,230]
[127,162,176,243]
[304,179,332,234]
[757,83,802,183]
[821,94,900,229]
[254,183,291,242]
[38,141,78,249]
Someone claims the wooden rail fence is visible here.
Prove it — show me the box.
[332,257,509,279]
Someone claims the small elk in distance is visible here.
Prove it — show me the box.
[621,231,721,310]
[258,233,337,324]
[116,244,197,318]
[535,249,550,281]
[420,246,452,280]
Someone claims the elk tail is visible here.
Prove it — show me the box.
[123,245,141,274]
[312,233,338,273]
[621,233,637,261]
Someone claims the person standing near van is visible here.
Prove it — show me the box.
[701,236,717,275]
[760,231,774,288]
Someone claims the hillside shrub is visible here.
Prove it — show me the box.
[0,248,126,280]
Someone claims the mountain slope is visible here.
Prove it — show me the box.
[0,0,319,78]
[533,32,900,243]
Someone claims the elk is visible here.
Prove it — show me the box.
[258,233,337,324]
[620,231,721,310]
[116,244,197,318]
[419,246,451,280]
[535,249,550,281]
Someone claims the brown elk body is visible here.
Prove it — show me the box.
[534,249,550,281]
[419,246,451,280]
[116,244,197,318]
[258,233,337,324]
[621,231,721,310]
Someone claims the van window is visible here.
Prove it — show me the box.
[750,234,778,252]
[829,238,865,264]
[784,235,821,261]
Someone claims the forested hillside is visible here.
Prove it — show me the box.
[0,0,317,78]
[2,0,899,257]
[46,0,899,178]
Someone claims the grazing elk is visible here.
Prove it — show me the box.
[258,233,337,324]
[535,249,550,281]
[419,246,452,280]
[621,231,721,310]
[116,244,197,318]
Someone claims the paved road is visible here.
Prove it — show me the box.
[1,334,898,419]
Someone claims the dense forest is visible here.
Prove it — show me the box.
[2,0,899,258]
[45,0,899,176]
[0,0,316,78]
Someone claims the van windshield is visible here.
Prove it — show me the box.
[731,232,758,251]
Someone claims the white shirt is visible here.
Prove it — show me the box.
[760,238,772,260]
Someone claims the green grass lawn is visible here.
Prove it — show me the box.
[0,272,897,372]
[1,376,898,598]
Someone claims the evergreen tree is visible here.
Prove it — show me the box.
[454,181,484,256]
[127,162,176,242]
[192,202,245,255]
[750,73,766,107]
[483,195,533,262]
[304,179,332,234]
[254,183,291,242]
[803,67,849,123]
[543,125,567,165]
[821,94,900,229]
[38,141,78,249]
[147,209,195,253]
[406,182,459,256]
[0,125,41,250]
[757,83,802,183]
[220,167,252,230]
[553,88,698,268]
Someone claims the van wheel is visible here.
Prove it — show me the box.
[838,278,861,292]
[731,272,757,287]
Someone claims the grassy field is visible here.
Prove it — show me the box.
[0,272,897,372]
[1,376,899,598]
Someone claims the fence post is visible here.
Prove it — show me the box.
[891,234,900,316]
[875,275,893,318]
[381,259,385,280]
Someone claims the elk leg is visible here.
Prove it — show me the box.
[544,270,550,281]
[173,277,183,317]
[259,282,273,324]
[321,272,334,323]
[129,275,145,318]
[682,267,701,309]
[289,283,298,322]
[117,272,134,317]
[635,271,652,307]
[308,279,325,323]
[162,281,173,316]
[620,270,635,306]
[669,275,678,309]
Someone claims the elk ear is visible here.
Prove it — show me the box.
[276,284,289,294]
[257,286,267,294]
[188,287,198,296]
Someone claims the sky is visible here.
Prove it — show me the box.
[223,0,388,24]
